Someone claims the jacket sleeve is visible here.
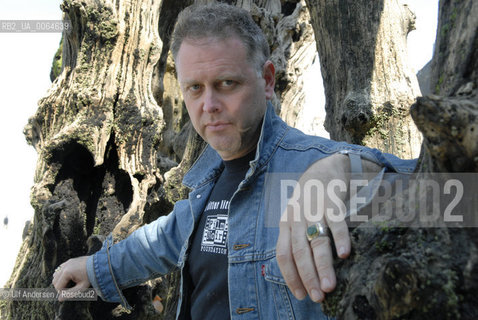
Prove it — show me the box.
[86,198,193,308]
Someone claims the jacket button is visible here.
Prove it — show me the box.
[236,307,254,314]
[233,244,250,250]
[196,194,201,199]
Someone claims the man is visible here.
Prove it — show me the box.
[52,3,416,319]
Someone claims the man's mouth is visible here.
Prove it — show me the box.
[205,122,230,131]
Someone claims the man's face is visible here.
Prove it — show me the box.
[176,37,275,160]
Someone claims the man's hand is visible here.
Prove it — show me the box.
[52,256,90,301]
[276,154,381,302]
[276,217,350,302]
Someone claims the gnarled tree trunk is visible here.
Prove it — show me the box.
[306,0,422,159]
[321,0,478,318]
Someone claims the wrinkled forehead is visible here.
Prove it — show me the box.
[175,34,251,62]
[175,37,253,81]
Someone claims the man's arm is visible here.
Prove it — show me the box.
[52,198,192,304]
[276,153,382,302]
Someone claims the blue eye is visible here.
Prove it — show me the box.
[219,80,236,88]
[190,84,201,91]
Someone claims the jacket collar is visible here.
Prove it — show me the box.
[182,101,288,189]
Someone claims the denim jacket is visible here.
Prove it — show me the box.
[86,102,416,319]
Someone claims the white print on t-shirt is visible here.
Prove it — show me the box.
[204,200,230,212]
[200,214,228,255]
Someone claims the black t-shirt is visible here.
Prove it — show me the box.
[186,149,255,319]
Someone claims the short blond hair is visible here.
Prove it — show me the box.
[171,3,270,73]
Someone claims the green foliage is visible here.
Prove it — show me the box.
[50,38,63,81]
[435,74,445,94]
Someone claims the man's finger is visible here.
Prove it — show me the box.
[310,232,336,293]
[326,218,351,259]
[53,269,70,292]
[277,225,309,301]
[289,223,324,302]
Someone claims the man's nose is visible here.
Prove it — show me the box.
[202,88,221,113]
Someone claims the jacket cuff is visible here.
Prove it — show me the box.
[86,255,102,299]
[92,234,132,309]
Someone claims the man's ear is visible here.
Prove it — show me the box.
[262,60,276,100]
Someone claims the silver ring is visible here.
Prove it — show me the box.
[306,222,328,241]
[55,266,62,273]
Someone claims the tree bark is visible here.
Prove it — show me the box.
[429,0,478,97]
[273,1,317,128]
[306,0,422,159]
[7,0,187,318]
[321,0,478,318]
